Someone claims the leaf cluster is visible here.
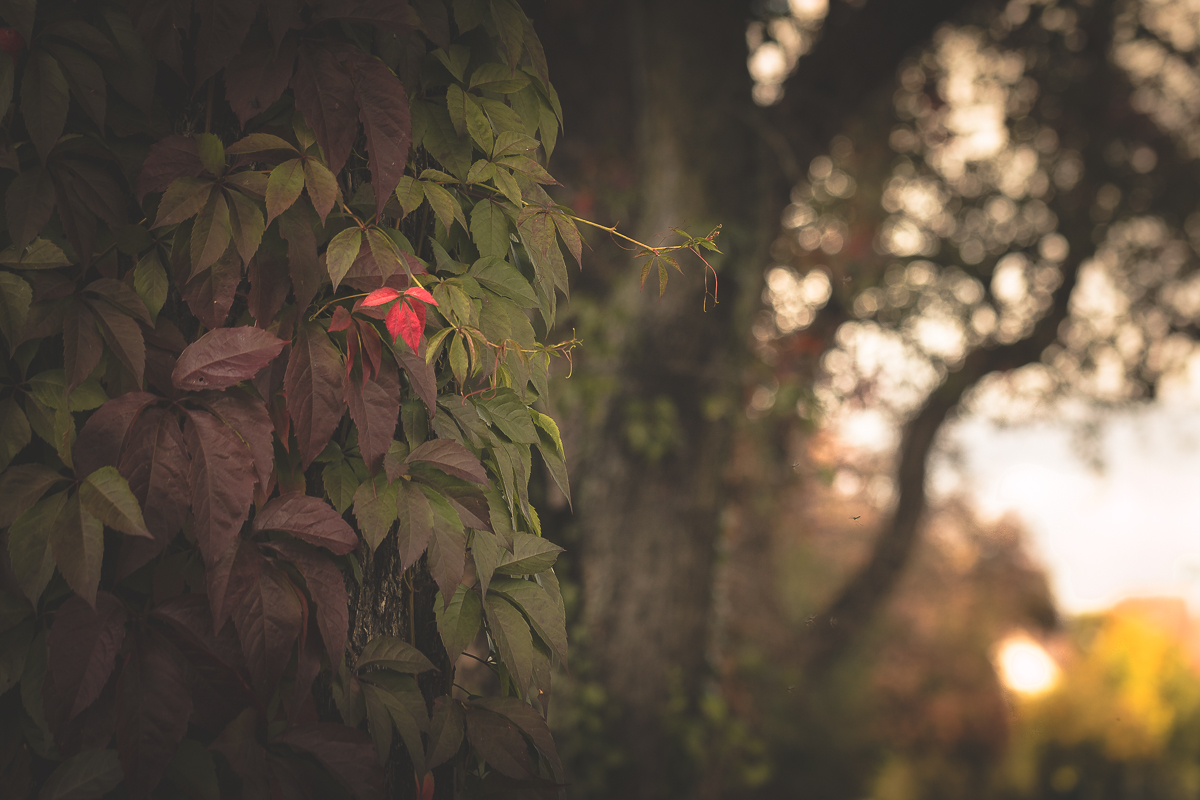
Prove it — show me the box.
[0,0,576,796]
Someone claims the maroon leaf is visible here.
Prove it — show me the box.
[278,202,321,312]
[184,408,256,566]
[115,407,190,576]
[395,480,433,572]
[427,512,466,609]
[89,299,146,387]
[136,136,204,203]
[206,537,264,632]
[6,165,56,249]
[74,391,157,477]
[344,352,399,473]
[394,346,437,415]
[85,278,153,327]
[265,539,348,665]
[49,171,98,268]
[49,492,106,607]
[115,630,192,800]
[209,708,270,796]
[246,230,291,325]
[284,322,346,469]
[347,51,411,220]
[21,50,69,163]
[302,159,338,223]
[232,563,302,696]
[471,696,561,776]
[172,326,286,392]
[406,439,488,484]
[425,697,465,771]
[181,244,241,329]
[194,0,260,85]
[224,34,297,127]
[63,300,104,392]
[253,493,357,555]
[276,723,384,800]
[287,620,324,723]
[463,706,534,779]
[47,592,127,721]
[291,43,358,175]
[198,389,274,490]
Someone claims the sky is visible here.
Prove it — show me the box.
[936,402,1200,615]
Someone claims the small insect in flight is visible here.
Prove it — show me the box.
[851,515,861,521]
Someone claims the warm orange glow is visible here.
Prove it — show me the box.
[996,635,1059,695]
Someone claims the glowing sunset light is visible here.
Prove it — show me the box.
[996,635,1059,695]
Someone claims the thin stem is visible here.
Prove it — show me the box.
[204,80,214,134]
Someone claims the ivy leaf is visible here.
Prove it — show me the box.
[490,0,526,71]
[276,724,384,800]
[303,158,339,224]
[349,51,412,220]
[133,251,168,324]
[7,490,65,605]
[253,493,357,555]
[196,133,226,176]
[224,36,297,127]
[385,300,424,353]
[49,492,106,606]
[194,0,258,86]
[344,352,400,473]
[264,539,349,666]
[279,203,322,312]
[352,472,397,553]
[37,749,124,800]
[79,465,152,539]
[153,177,214,228]
[285,322,347,469]
[21,50,69,162]
[323,459,361,514]
[433,583,482,664]
[494,533,563,576]
[464,704,533,779]
[0,237,71,269]
[326,227,363,290]
[0,271,30,354]
[356,636,436,674]
[0,463,66,527]
[190,189,233,274]
[394,479,433,571]
[115,630,192,800]
[291,43,359,175]
[90,299,146,387]
[180,245,242,329]
[227,189,265,264]
[200,390,275,491]
[62,301,103,393]
[47,592,127,720]
[470,199,510,259]
[488,577,567,668]
[6,165,55,250]
[361,675,427,777]
[421,180,462,236]
[172,326,286,391]
[426,697,466,771]
[394,176,424,217]
[266,158,305,225]
[405,438,488,484]
[476,388,538,443]
[183,409,256,566]
[136,136,204,203]
[115,407,190,575]
[206,537,263,634]
[232,563,303,697]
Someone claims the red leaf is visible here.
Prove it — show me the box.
[115,407,190,576]
[115,631,192,800]
[265,539,349,666]
[347,51,411,220]
[199,389,275,490]
[206,537,264,633]
[406,439,488,484]
[253,493,357,555]
[386,301,424,353]
[328,306,353,332]
[232,563,303,697]
[47,592,127,721]
[194,0,259,85]
[137,136,204,203]
[74,392,157,477]
[184,409,256,566]
[356,320,383,382]
[246,231,291,325]
[284,322,347,469]
[224,34,297,127]
[394,346,437,416]
[403,286,436,306]
[291,43,359,176]
[344,352,400,473]
[360,287,401,308]
[180,245,241,329]
[276,723,384,800]
[89,299,146,387]
[172,326,286,392]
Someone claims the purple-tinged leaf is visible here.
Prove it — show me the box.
[427,506,466,609]
[184,408,256,566]
[394,480,433,571]
[224,35,297,127]
[253,493,357,555]
[232,563,302,697]
[137,136,204,203]
[206,538,263,635]
[393,345,437,416]
[344,352,400,473]
[89,299,146,387]
[74,392,157,477]
[352,473,396,553]
[46,42,106,129]
[116,631,192,800]
[347,52,411,220]
[180,243,241,329]
[37,749,124,800]
[115,407,189,576]
[63,301,103,393]
[291,43,359,175]
[471,696,561,775]
[6,165,55,249]
[79,465,152,539]
[425,697,465,771]
[284,322,346,469]
[21,50,69,163]
[264,539,348,665]
[0,463,66,527]
[48,593,126,721]
[49,493,105,607]
[463,705,534,779]
[208,709,270,797]
[406,439,488,484]
[85,278,153,326]
[266,158,304,226]
[278,202,321,312]
[302,158,338,223]
[246,230,290,325]
[276,723,384,800]
[198,389,274,489]
[194,0,258,85]
[172,326,285,392]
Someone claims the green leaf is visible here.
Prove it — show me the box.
[302,159,339,223]
[37,748,123,800]
[434,583,482,663]
[394,175,424,218]
[196,132,225,175]
[356,635,437,674]
[189,190,233,275]
[476,388,538,443]
[326,228,363,290]
[493,167,523,206]
[360,673,428,777]
[426,697,466,770]
[132,250,168,324]
[0,238,72,269]
[470,199,510,259]
[323,459,361,514]
[433,44,470,82]
[362,679,394,766]
[471,529,502,597]
[0,397,30,473]
[353,472,397,553]
[465,93,493,153]
[21,50,69,163]
[162,739,221,800]
[445,83,469,139]
[78,466,152,539]
[489,577,567,667]
[49,492,104,606]
[8,490,66,605]
[422,180,463,235]
[153,177,215,228]
[484,592,533,693]
[466,158,496,186]
[469,257,538,307]
[226,133,296,155]
[0,463,67,527]
[490,0,526,71]
[469,62,530,93]
[265,159,304,226]
[0,271,30,352]
[0,619,34,694]
[494,533,563,576]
